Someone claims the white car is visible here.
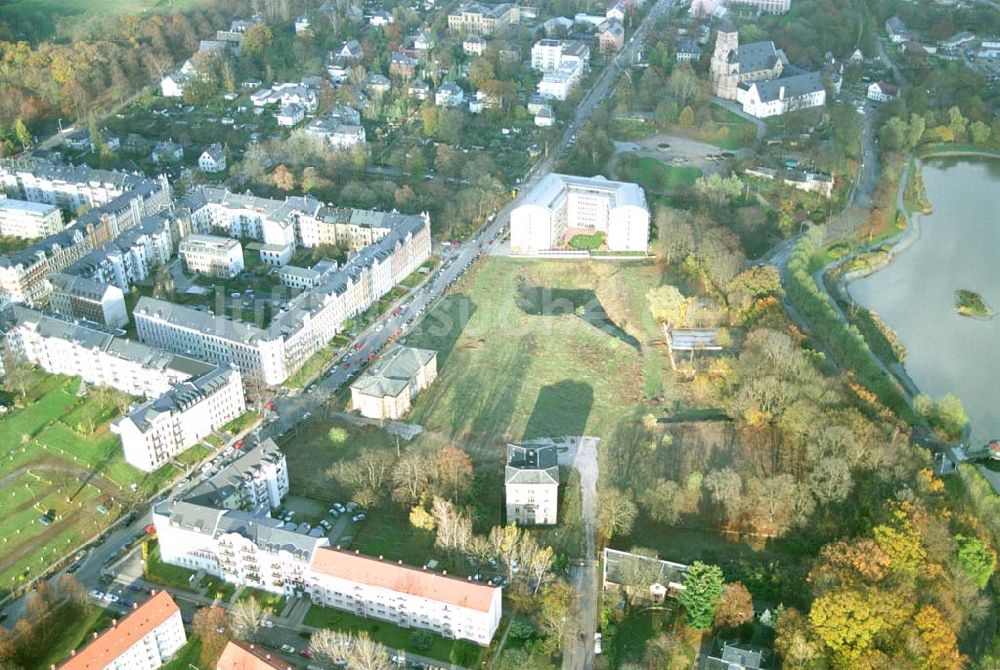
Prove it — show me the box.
[103,592,121,604]
[375,323,385,332]
[280,645,296,654]
[594,632,602,655]
[352,513,366,522]
[89,589,104,599]
[333,503,346,513]
[262,620,275,628]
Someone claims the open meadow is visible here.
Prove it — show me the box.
[0,372,202,599]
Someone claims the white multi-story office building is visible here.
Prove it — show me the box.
[113,365,246,472]
[0,198,63,239]
[505,444,559,526]
[3,305,213,399]
[56,590,186,670]
[179,234,245,278]
[308,547,502,645]
[510,173,649,254]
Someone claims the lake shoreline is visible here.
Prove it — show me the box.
[844,156,1000,462]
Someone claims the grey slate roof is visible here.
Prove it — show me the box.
[505,443,559,485]
[731,40,781,73]
[121,364,239,432]
[184,438,284,508]
[745,70,825,102]
[351,345,435,399]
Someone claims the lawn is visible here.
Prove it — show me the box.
[144,541,198,592]
[0,373,188,598]
[279,419,403,501]
[160,638,203,670]
[399,259,438,288]
[236,587,287,614]
[400,258,672,467]
[303,605,485,667]
[617,156,702,193]
[348,508,437,568]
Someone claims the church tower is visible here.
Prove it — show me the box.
[710,20,740,99]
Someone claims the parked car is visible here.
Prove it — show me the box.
[67,563,80,573]
[352,513,366,522]
[300,649,315,659]
[280,645,296,654]
[594,632,603,655]
[328,508,341,518]
[103,593,120,604]
[262,619,275,628]
[345,502,358,512]
[333,503,346,513]
[89,589,104,599]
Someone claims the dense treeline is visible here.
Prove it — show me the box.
[0,0,253,146]
[785,228,913,420]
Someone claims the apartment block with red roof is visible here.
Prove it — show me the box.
[307,547,502,645]
[54,590,186,670]
[216,640,293,670]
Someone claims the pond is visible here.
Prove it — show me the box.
[848,158,1000,451]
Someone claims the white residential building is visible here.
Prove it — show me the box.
[179,234,245,278]
[463,35,485,55]
[0,198,63,239]
[277,104,305,127]
[735,71,826,118]
[867,81,899,103]
[3,305,213,399]
[184,439,289,510]
[113,365,246,472]
[55,591,186,670]
[505,444,559,525]
[435,82,466,107]
[531,40,590,72]
[304,113,367,150]
[308,547,502,645]
[47,272,129,329]
[218,642,293,670]
[510,173,649,254]
[350,345,437,419]
[153,500,328,596]
[199,144,227,173]
[537,58,584,101]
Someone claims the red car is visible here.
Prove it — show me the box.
[354,342,363,351]
[300,649,315,659]
[393,307,403,316]
[368,352,377,362]
[233,439,245,450]
[264,401,277,411]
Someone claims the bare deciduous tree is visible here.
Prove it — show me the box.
[228,596,267,642]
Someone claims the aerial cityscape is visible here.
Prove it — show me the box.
[0,0,997,668]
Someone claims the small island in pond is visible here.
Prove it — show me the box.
[955,289,995,318]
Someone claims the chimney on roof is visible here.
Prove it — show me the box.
[250,645,256,650]
[112,619,117,626]
[355,550,359,554]
[398,560,402,564]
[93,632,99,639]
[379,555,383,560]
[442,570,447,575]
[132,603,138,610]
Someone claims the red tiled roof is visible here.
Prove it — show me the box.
[57,590,181,670]
[310,547,498,612]
[216,641,293,670]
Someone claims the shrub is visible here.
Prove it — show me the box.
[409,630,434,652]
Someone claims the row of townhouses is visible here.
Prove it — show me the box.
[154,440,502,645]
[0,159,171,306]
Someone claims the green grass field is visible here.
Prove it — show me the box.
[348,508,436,567]
[400,258,672,467]
[34,603,116,670]
[0,373,192,598]
[618,156,702,193]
